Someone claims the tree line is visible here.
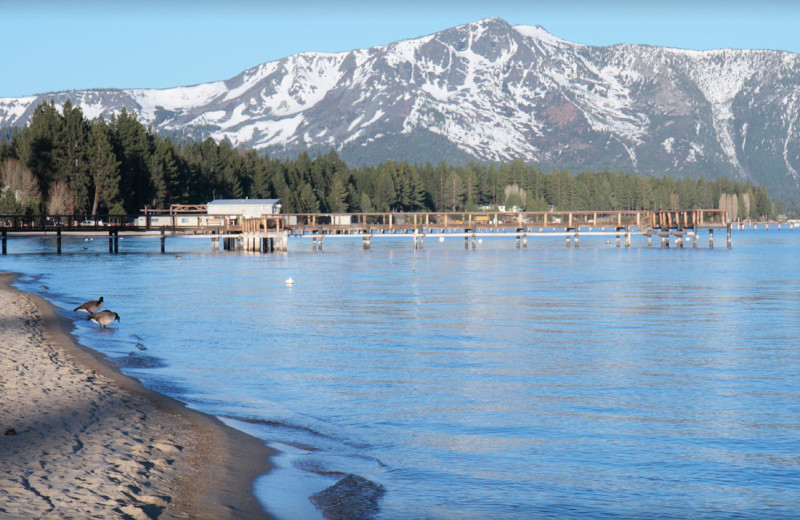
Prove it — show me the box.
[0,101,779,220]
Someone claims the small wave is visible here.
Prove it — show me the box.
[223,416,333,441]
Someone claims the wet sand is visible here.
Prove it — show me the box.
[0,272,275,519]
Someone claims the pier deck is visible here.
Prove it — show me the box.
[2,209,733,254]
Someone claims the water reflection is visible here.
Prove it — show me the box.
[4,231,800,519]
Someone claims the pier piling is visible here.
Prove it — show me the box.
[727,223,732,249]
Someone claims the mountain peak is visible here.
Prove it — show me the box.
[1,18,799,203]
[513,24,572,47]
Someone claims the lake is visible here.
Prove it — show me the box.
[3,228,800,519]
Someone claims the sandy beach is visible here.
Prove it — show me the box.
[0,272,275,519]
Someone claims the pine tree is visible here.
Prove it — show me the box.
[88,120,121,216]
[359,191,373,212]
[250,161,272,198]
[111,108,151,212]
[298,182,320,213]
[409,166,427,211]
[59,100,91,211]
[373,170,396,212]
[16,101,64,198]
[443,171,465,211]
[149,138,183,207]
[327,173,349,213]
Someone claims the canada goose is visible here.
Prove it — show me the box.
[74,297,103,313]
[87,310,120,328]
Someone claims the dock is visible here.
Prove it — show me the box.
[1,209,736,254]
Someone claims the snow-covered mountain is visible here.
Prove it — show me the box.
[2,18,800,200]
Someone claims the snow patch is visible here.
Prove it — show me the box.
[225,62,280,101]
[421,82,452,101]
[679,49,759,169]
[385,36,431,68]
[362,110,384,127]
[0,96,36,124]
[783,94,799,181]
[202,110,227,123]
[255,53,347,118]
[687,142,704,163]
[214,114,305,149]
[223,104,250,128]
[513,25,573,48]
[76,101,108,120]
[347,115,364,132]
[127,82,228,122]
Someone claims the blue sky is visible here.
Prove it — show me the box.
[1,0,799,97]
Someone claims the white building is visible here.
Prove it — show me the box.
[206,199,282,219]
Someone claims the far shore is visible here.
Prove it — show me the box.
[0,271,275,519]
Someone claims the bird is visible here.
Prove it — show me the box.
[74,296,103,313]
[87,310,120,328]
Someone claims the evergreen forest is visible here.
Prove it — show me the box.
[0,101,780,220]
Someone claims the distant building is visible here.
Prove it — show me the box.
[206,199,282,218]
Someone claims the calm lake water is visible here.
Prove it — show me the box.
[3,229,800,519]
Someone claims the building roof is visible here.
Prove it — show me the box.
[207,199,280,205]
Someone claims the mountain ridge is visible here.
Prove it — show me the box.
[2,17,799,203]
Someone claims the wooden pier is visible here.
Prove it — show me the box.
[1,209,734,254]
[274,209,732,251]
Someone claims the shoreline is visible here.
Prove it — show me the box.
[0,271,276,519]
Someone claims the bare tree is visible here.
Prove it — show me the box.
[47,182,75,215]
[718,193,738,221]
[1,159,41,211]
[504,183,527,208]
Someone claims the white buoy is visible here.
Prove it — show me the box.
[478,239,483,244]
[285,277,294,286]
[439,236,444,242]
